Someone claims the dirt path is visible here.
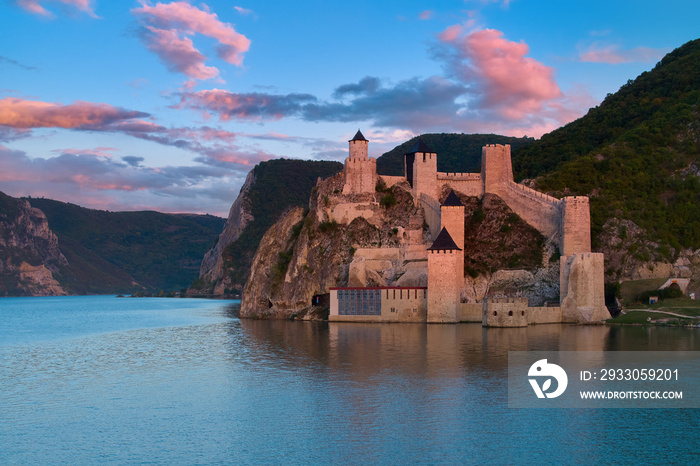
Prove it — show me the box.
[621,309,700,319]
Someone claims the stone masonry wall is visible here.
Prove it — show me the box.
[381,175,405,188]
[440,180,482,197]
[500,182,562,241]
[482,298,528,327]
[343,157,377,194]
[459,303,482,322]
[527,306,563,324]
[381,287,427,322]
[481,144,513,196]
[419,194,441,241]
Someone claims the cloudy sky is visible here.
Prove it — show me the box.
[1,0,698,216]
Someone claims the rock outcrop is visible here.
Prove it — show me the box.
[0,194,67,296]
[598,217,699,283]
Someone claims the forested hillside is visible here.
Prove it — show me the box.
[512,38,700,253]
[28,198,225,294]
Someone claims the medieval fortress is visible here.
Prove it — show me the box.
[329,131,611,326]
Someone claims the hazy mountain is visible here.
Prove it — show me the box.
[17,196,225,295]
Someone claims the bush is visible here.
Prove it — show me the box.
[637,286,683,303]
[380,192,397,208]
[319,220,338,233]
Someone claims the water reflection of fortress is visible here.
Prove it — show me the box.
[329,131,611,326]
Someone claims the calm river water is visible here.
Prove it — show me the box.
[1,296,699,464]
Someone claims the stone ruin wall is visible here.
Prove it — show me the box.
[346,143,591,253]
[349,138,368,160]
[482,298,529,327]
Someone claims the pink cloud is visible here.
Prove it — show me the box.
[132,1,251,80]
[579,43,669,64]
[438,24,462,42]
[142,26,220,80]
[418,10,433,20]
[234,6,255,16]
[0,97,155,130]
[438,28,562,120]
[16,0,97,18]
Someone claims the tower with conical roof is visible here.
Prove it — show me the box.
[343,130,377,194]
[404,138,438,200]
[427,227,462,323]
[348,129,368,159]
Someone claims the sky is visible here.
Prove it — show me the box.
[1,1,698,217]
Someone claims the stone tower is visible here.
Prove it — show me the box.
[481,144,513,197]
[343,130,377,194]
[405,139,438,200]
[558,196,609,322]
[348,129,368,160]
[560,196,591,256]
[440,190,465,251]
[427,228,462,323]
[560,253,609,322]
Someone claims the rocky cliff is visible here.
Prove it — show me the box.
[0,192,67,296]
[598,217,700,287]
[189,159,343,296]
[240,174,555,319]
[195,169,256,295]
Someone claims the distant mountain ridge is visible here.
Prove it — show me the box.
[0,192,225,296]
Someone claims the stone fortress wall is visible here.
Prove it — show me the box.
[331,131,610,325]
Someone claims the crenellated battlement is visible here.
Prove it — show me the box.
[345,157,376,164]
[487,297,529,304]
[437,172,481,180]
[505,181,560,206]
